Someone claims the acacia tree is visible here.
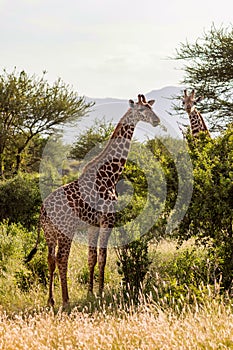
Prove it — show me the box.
[174,25,233,130]
[0,69,92,177]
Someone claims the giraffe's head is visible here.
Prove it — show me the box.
[182,89,203,114]
[129,94,160,127]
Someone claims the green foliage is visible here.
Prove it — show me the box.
[0,173,42,229]
[69,117,114,161]
[174,24,233,130]
[116,236,151,303]
[39,135,71,198]
[0,68,92,177]
[158,246,218,287]
[145,136,194,238]
[146,137,179,214]
[115,160,148,227]
[147,240,223,308]
[114,139,169,237]
[0,222,19,275]
[178,126,233,288]
[21,135,48,173]
[0,221,47,296]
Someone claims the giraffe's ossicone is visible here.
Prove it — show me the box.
[26,94,160,308]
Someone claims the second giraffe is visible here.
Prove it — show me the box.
[182,89,211,137]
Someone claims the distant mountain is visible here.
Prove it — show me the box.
[62,86,185,143]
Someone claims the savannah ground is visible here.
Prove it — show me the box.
[1,239,233,350]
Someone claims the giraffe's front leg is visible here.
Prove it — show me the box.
[88,227,99,294]
[98,246,108,294]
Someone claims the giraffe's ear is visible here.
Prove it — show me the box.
[195,96,203,103]
[147,99,155,106]
[129,99,135,107]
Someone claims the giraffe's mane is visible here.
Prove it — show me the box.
[110,110,134,137]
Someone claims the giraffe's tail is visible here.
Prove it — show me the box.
[24,221,41,263]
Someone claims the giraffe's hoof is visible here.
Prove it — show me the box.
[62,301,70,311]
[47,298,55,307]
[98,290,104,298]
[87,290,97,300]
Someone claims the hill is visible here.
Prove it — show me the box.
[62,86,184,143]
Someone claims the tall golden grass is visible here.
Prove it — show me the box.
[0,299,233,349]
[1,240,233,349]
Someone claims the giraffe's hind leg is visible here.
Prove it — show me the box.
[44,225,57,307]
[56,236,72,309]
[47,244,56,307]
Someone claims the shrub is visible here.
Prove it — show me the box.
[0,221,47,294]
[116,236,151,304]
[0,173,42,229]
[147,239,223,308]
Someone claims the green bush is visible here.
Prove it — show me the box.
[146,240,223,308]
[178,126,233,289]
[0,173,42,229]
[116,236,151,304]
[0,221,47,294]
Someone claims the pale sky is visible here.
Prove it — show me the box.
[0,0,232,99]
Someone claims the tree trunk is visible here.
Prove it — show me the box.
[14,152,21,174]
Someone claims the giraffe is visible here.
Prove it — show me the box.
[26,94,160,308]
[182,89,211,137]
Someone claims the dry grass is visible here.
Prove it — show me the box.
[1,239,233,349]
[0,300,233,349]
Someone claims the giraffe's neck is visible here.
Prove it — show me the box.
[189,109,209,137]
[77,109,137,202]
[80,109,136,189]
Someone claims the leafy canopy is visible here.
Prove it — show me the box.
[0,69,92,176]
[174,25,233,130]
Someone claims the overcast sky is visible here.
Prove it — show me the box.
[0,0,232,98]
